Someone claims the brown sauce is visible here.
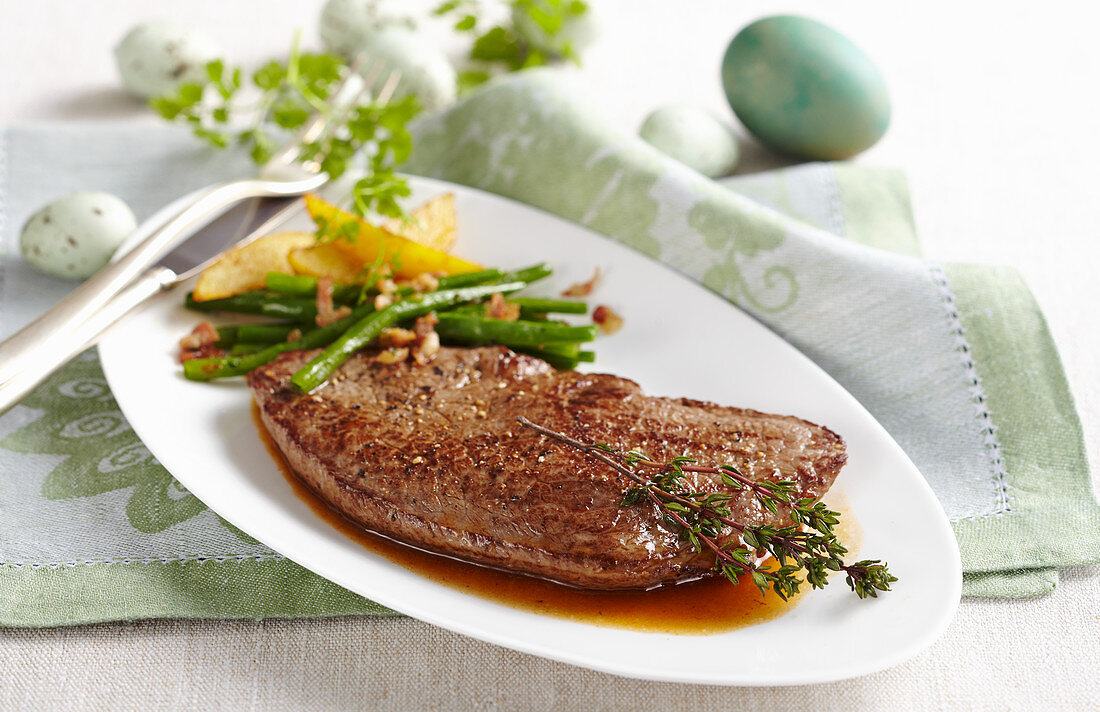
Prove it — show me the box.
[254,404,860,635]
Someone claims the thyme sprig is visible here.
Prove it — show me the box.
[516,417,896,600]
[150,34,419,220]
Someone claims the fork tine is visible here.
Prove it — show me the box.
[374,70,403,105]
[264,54,376,169]
[297,54,371,146]
[302,66,401,153]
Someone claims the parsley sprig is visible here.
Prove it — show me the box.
[150,35,420,220]
[434,0,590,92]
[516,417,897,600]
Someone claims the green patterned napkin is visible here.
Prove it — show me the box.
[1,71,1097,626]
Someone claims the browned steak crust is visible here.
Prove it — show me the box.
[248,346,846,590]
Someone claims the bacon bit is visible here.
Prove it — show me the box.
[409,272,440,293]
[413,331,440,365]
[178,321,225,362]
[318,305,351,326]
[379,327,417,347]
[315,277,352,327]
[178,343,224,363]
[375,347,409,364]
[179,321,218,350]
[561,267,601,297]
[414,312,439,336]
[286,328,303,342]
[374,294,393,311]
[486,292,520,321]
[316,276,334,310]
[592,304,624,335]
[411,313,441,365]
[372,314,440,366]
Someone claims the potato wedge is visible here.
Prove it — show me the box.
[288,242,364,283]
[382,192,457,253]
[305,194,480,279]
[192,231,315,302]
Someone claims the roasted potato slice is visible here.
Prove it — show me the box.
[192,231,315,302]
[382,192,457,253]
[305,194,479,279]
[288,242,364,283]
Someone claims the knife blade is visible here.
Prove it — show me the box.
[159,195,303,278]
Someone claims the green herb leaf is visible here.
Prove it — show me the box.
[149,35,421,221]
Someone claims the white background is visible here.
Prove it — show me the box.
[1,1,1097,709]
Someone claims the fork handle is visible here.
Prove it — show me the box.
[0,180,262,386]
[0,266,178,416]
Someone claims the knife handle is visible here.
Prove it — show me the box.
[0,182,237,385]
[0,266,178,417]
[0,173,309,386]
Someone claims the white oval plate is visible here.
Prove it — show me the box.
[99,176,960,686]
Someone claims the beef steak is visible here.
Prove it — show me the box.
[248,346,846,590]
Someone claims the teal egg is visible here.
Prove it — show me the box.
[721,16,890,160]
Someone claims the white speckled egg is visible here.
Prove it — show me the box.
[352,27,456,112]
[639,106,741,178]
[114,23,222,99]
[320,0,417,57]
[20,192,137,280]
[511,2,601,56]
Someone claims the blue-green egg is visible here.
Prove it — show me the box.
[721,16,890,160]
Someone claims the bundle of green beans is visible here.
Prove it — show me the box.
[182,262,600,390]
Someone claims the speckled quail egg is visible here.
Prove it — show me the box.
[319,0,417,57]
[353,27,456,112]
[511,1,601,56]
[114,22,222,99]
[639,106,741,178]
[20,192,137,280]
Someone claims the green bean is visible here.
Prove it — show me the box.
[500,263,552,285]
[531,353,579,370]
[264,271,318,295]
[435,268,504,289]
[442,303,560,323]
[183,301,379,381]
[509,297,588,316]
[261,265,537,310]
[513,342,582,370]
[290,281,527,392]
[439,332,595,371]
[228,343,267,356]
[521,342,580,358]
[445,303,487,316]
[434,313,598,348]
[514,346,594,370]
[265,272,362,303]
[186,291,317,322]
[214,323,303,347]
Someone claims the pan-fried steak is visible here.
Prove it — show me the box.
[248,346,847,590]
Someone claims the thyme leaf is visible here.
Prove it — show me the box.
[516,416,897,600]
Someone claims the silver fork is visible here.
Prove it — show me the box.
[0,64,400,409]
